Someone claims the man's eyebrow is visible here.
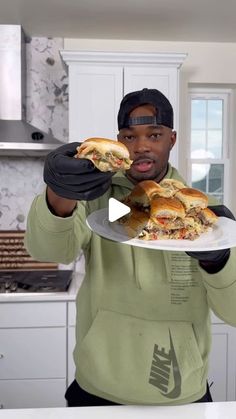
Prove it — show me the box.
[122,124,163,131]
[148,124,163,129]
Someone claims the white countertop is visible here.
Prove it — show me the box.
[0,402,236,419]
[0,272,83,302]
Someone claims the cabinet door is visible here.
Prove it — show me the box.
[209,324,236,401]
[69,65,123,141]
[124,66,179,168]
[0,302,66,328]
[124,66,178,122]
[68,326,76,385]
[0,328,66,379]
[67,301,76,385]
[0,379,66,409]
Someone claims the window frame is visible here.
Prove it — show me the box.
[187,87,232,207]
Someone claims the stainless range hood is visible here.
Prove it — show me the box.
[0,25,63,156]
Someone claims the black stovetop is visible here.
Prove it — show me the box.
[0,270,73,293]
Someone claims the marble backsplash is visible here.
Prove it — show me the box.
[26,37,69,141]
[0,156,45,230]
[0,36,68,231]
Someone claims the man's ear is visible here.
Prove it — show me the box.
[170,131,177,149]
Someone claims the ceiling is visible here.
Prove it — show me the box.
[1,0,236,43]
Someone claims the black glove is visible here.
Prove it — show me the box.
[186,205,235,273]
[44,142,114,201]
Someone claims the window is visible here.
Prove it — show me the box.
[188,88,232,205]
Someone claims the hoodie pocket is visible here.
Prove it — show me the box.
[77,309,204,404]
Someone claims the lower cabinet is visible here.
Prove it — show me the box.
[67,301,76,386]
[0,328,66,379]
[208,313,236,402]
[0,379,66,409]
[0,301,67,409]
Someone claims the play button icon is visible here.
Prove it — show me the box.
[108,198,131,222]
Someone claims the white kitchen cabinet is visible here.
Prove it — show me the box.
[67,301,76,385]
[60,51,187,169]
[0,328,66,379]
[208,316,236,402]
[123,66,178,122]
[0,301,67,409]
[0,301,66,328]
[67,64,123,142]
[0,379,66,409]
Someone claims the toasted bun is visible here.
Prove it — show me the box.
[121,209,150,237]
[198,207,218,225]
[159,178,186,195]
[175,188,208,211]
[75,137,132,172]
[125,180,168,208]
[150,196,186,219]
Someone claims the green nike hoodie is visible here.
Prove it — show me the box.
[25,164,236,405]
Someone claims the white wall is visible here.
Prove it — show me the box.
[64,39,236,83]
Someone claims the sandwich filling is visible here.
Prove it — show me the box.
[76,137,133,172]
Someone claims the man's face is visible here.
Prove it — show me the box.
[117,105,176,184]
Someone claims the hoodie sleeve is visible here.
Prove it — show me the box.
[199,247,236,326]
[24,189,91,265]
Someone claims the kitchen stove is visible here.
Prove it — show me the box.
[0,270,73,293]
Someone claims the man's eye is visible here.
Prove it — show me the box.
[123,135,135,142]
[150,133,161,140]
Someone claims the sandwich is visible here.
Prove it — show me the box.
[121,208,150,238]
[150,196,186,228]
[123,180,171,211]
[138,196,188,240]
[198,207,218,226]
[175,188,208,214]
[120,184,218,241]
[159,178,186,196]
[75,137,133,172]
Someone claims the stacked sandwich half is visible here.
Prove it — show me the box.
[120,179,218,240]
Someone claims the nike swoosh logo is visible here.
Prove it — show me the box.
[161,330,181,399]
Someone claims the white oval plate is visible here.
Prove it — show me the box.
[86,208,236,251]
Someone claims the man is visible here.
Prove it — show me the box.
[25,88,236,406]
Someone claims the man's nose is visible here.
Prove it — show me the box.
[133,137,151,153]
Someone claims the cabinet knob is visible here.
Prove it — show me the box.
[0,354,4,359]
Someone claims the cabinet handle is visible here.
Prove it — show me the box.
[0,354,4,359]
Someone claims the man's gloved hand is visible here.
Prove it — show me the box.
[186,205,235,273]
[44,142,114,201]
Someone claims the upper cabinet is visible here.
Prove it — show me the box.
[60,51,186,168]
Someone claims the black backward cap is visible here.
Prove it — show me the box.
[118,88,174,130]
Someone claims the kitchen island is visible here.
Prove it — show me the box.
[0,402,236,418]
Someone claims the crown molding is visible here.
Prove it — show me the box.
[60,50,187,68]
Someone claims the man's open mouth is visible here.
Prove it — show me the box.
[132,159,155,172]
